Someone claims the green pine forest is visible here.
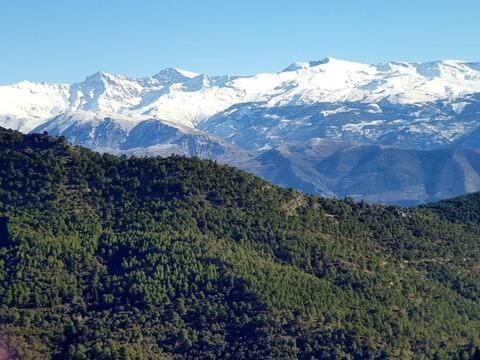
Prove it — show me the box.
[0,127,479,359]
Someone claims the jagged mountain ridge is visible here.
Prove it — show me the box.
[2,57,480,137]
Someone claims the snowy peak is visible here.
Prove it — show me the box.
[182,74,234,91]
[69,71,144,114]
[283,58,332,72]
[78,70,142,90]
[375,59,480,79]
[153,67,198,85]
[84,71,123,83]
[282,57,362,72]
[170,67,200,79]
[0,80,70,132]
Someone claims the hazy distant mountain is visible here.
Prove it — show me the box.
[239,139,480,205]
[1,57,480,204]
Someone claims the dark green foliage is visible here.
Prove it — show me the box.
[472,348,480,360]
[424,192,480,225]
[0,127,479,359]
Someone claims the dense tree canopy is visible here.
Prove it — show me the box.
[0,127,479,359]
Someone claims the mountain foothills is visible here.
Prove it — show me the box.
[0,127,480,359]
[2,58,480,204]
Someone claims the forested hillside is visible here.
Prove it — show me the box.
[0,127,479,359]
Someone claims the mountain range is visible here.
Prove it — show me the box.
[2,57,480,204]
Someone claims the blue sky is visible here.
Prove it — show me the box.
[1,0,479,84]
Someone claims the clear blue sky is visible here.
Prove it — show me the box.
[1,0,479,84]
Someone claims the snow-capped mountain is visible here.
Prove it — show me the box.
[2,57,480,204]
[2,57,480,136]
[0,81,70,132]
[33,111,249,162]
